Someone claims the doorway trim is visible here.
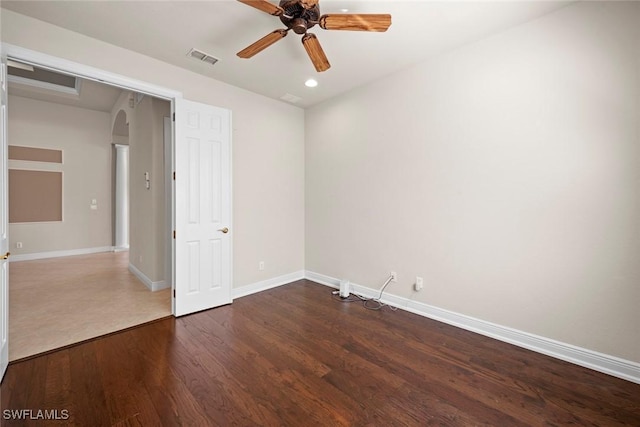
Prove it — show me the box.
[2,44,181,100]
[163,116,173,312]
[2,42,182,316]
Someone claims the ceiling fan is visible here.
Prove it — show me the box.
[236,0,392,72]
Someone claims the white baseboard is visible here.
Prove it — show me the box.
[128,263,169,292]
[9,246,114,262]
[233,270,305,299]
[304,270,640,385]
[305,271,340,289]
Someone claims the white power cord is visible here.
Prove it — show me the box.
[332,274,397,311]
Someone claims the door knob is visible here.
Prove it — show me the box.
[219,227,229,234]
[1,252,9,260]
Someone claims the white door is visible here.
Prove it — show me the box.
[174,98,232,316]
[0,56,9,381]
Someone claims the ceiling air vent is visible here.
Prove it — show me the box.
[280,93,302,104]
[187,48,219,66]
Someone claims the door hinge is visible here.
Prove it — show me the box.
[173,230,176,239]
[173,171,176,180]
[172,112,175,122]
[173,289,176,298]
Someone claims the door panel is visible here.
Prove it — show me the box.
[174,99,231,316]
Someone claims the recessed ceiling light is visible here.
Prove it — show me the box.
[305,78,318,88]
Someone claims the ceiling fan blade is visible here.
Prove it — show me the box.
[319,14,392,32]
[237,0,283,16]
[301,33,330,72]
[237,29,288,58]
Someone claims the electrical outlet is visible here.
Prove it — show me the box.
[16,242,23,249]
[415,276,424,291]
[259,261,265,271]
[390,271,397,282]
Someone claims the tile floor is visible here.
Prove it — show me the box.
[8,251,171,361]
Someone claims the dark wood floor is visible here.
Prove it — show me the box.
[1,280,639,426]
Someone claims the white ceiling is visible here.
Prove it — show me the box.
[2,0,572,108]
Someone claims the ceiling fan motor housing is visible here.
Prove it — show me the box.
[279,0,320,33]
[236,0,392,72]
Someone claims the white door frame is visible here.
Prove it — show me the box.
[163,116,173,313]
[2,44,181,101]
[1,50,10,382]
[1,43,182,316]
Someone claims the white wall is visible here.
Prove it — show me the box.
[8,95,112,254]
[1,9,305,287]
[128,96,168,282]
[306,1,640,363]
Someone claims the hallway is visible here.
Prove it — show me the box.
[9,251,171,361]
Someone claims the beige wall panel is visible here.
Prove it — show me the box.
[8,146,62,163]
[9,170,62,223]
